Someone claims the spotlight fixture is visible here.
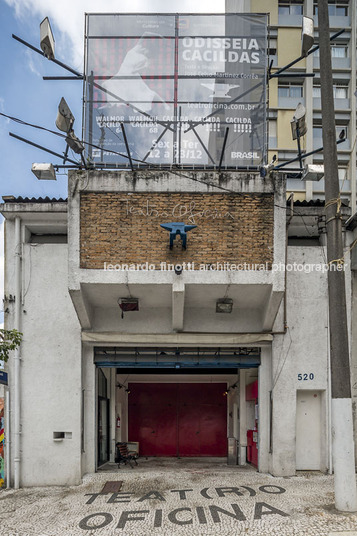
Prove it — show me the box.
[216,298,233,313]
[65,131,84,154]
[118,298,139,318]
[301,164,324,182]
[118,298,139,312]
[301,16,314,57]
[40,17,55,60]
[31,163,56,180]
[290,102,307,140]
[56,97,75,133]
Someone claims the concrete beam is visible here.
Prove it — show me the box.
[172,279,185,332]
[262,289,284,331]
[82,332,273,345]
[69,287,94,329]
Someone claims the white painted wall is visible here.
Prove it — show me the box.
[4,218,81,487]
[270,246,331,476]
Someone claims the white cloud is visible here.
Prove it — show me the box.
[5,0,225,69]
[25,49,42,77]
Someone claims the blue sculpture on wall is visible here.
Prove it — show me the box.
[160,222,197,250]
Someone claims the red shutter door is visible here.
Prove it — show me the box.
[128,383,227,457]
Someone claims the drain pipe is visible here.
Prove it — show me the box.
[14,216,21,489]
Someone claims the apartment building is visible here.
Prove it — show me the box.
[228,0,356,207]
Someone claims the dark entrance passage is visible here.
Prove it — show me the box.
[128,383,227,457]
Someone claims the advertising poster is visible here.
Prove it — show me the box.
[84,13,268,168]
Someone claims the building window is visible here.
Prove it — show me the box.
[278,83,303,98]
[333,85,348,99]
[279,1,304,15]
[314,45,348,58]
[313,85,348,99]
[313,125,347,139]
[313,1,349,17]
[313,126,322,139]
[331,45,348,58]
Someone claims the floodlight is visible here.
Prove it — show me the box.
[65,131,84,154]
[291,102,307,140]
[216,298,233,313]
[31,163,56,180]
[40,17,55,60]
[301,164,324,181]
[301,16,314,57]
[56,97,74,133]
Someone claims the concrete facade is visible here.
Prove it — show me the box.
[1,169,356,487]
[1,1,357,488]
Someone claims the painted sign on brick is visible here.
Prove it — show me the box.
[80,192,274,269]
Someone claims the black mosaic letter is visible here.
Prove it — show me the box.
[137,490,166,502]
[254,502,289,519]
[79,513,113,530]
[116,510,150,529]
[209,503,246,523]
[168,507,193,525]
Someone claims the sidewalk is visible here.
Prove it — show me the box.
[0,459,357,535]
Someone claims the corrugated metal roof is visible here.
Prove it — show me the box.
[292,199,325,207]
[0,197,346,208]
[291,199,350,208]
[2,196,67,203]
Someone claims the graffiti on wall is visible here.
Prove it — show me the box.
[0,397,4,487]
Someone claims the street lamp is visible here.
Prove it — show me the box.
[40,17,55,60]
[301,163,324,181]
[55,97,84,158]
[56,97,74,134]
[290,102,307,171]
[31,163,56,180]
[301,16,314,57]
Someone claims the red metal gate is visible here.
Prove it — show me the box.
[128,383,227,456]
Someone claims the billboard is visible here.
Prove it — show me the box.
[84,14,268,169]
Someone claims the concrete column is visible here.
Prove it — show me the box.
[172,280,185,332]
[239,369,247,465]
[258,346,272,473]
[81,343,96,475]
[109,369,116,462]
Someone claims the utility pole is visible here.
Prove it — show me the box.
[317,0,357,511]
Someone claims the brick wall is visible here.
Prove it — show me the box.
[80,192,274,269]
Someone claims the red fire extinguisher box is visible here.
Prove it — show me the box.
[247,429,258,467]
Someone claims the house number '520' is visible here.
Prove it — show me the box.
[297,373,315,381]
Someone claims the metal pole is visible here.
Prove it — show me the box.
[295,125,303,171]
[317,0,357,511]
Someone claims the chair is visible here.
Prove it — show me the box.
[115,442,138,469]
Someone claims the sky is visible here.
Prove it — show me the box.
[0,0,226,326]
